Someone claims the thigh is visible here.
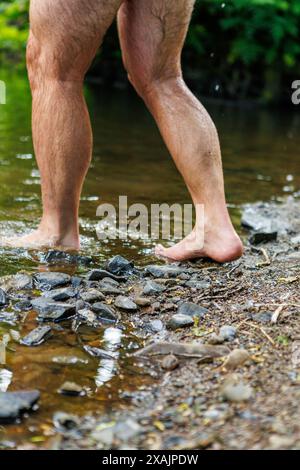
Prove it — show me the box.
[118,0,195,83]
[28,0,123,79]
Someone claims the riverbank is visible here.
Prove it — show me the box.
[0,198,299,450]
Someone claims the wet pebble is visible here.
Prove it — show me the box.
[20,326,52,347]
[114,296,137,311]
[92,302,118,322]
[58,381,85,397]
[0,390,40,423]
[106,255,134,276]
[80,289,105,303]
[143,280,165,295]
[31,298,76,322]
[33,272,71,291]
[86,269,126,283]
[145,264,182,278]
[167,313,194,330]
[44,287,77,302]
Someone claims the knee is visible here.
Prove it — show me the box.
[26,33,87,90]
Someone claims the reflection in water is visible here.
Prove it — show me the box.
[95,327,123,388]
[0,368,13,392]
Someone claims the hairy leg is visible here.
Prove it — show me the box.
[118,0,243,262]
[5,0,122,249]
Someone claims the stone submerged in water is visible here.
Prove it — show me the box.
[106,255,134,277]
[178,302,209,319]
[31,297,76,322]
[114,295,137,311]
[167,313,194,330]
[20,325,52,347]
[86,269,126,283]
[33,272,71,291]
[0,390,40,423]
[58,381,85,397]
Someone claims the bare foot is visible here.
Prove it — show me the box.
[0,227,80,250]
[155,226,243,263]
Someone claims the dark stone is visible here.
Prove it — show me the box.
[91,303,118,322]
[249,231,278,245]
[31,297,75,322]
[0,289,7,307]
[106,255,134,276]
[167,314,194,330]
[44,287,77,302]
[20,326,52,346]
[0,390,40,423]
[143,280,165,295]
[71,277,82,288]
[83,345,118,359]
[114,296,137,311]
[33,272,71,291]
[86,269,126,283]
[178,302,209,319]
[145,265,182,278]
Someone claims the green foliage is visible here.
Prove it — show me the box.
[1,0,300,103]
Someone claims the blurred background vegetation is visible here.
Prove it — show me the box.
[0,0,299,104]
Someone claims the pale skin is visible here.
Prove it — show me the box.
[3,0,243,263]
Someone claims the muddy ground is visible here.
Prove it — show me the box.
[0,198,300,450]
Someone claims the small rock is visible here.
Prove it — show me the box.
[0,274,32,292]
[86,269,126,282]
[185,279,211,289]
[252,311,273,324]
[0,390,40,423]
[219,325,237,342]
[106,255,134,276]
[77,309,98,326]
[223,349,250,369]
[0,289,7,307]
[114,418,141,441]
[249,231,277,245]
[221,375,253,402]
[13,300,32,311]
[114,296,137,311]
[80,289,105,303]
[269,435,295,450]
[148,319,164,333]
[145,264,182,278]
[143,280,165,295]
[32,298,75,322]
[167,314,194,330]
[42,250,92,266]
[33,272,71,291]
[291,234,300,245]
[178,302,209,319]
[135,297,151,307]
[161,354,179,371]
[44,287,76,302]
[58,381,85,396]
[92,303,118,322]
[20,326,52,347]
[208,333,225,345]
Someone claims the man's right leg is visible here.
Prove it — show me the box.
[9,0,122,249]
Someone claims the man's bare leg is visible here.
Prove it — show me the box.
[6,0,122,249]
[118,0,243,262]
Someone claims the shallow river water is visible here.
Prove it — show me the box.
[0,70,299,447]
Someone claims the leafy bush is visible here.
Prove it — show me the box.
[1,0,300,103]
